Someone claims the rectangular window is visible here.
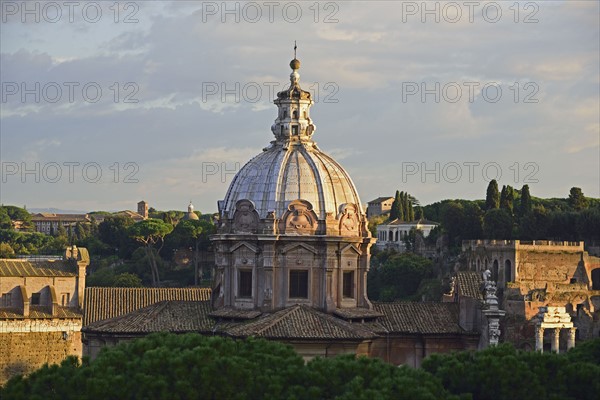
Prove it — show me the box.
[2,293,11,307]
[239,270,253,298]
[61,293,70,306]
[343,271,354,298]
[292,125,298,135]
[31,293,41,305]
[289,270,308,298]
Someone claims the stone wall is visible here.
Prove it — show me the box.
[0,328,82,385]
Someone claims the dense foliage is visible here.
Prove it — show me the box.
[3,334,599,400]
[422,340,600,400]
[423,186,600,250]
[368,252,434,301]
[0,206,216,287]
[1,333,457,400]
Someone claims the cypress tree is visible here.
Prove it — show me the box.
[485,180,500,210]
[520,184,532,215]
[500,185,514,214]
[398,191,405,221]
[390,190,401,220]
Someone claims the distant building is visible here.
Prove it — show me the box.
[366,196,394,218]
[31,213,91,234]
[0,246,89,384]
[460,240,600,351]
[137,200,149,219]
[182,202,199,221]
[375,218,439,251]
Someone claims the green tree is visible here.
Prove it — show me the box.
[499,185,514,214]
[568,187,588,211]
[483,208,513,239]
[439,201,465,247]
[519,206,550,240]
[485,180,500,210]
[423,341,600,400]
[519,184,532,216]
[368,253,433,301]
[390,190,403,221]
[112,272,143,287]
[98,215,136,258]
[368,214,387,237]
[2,333,456,400]
[166,219,216,285]
[0,207,12,229]
[128,219,174,286]
[0,242,16,258]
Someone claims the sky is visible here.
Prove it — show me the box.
[1,0,598,214]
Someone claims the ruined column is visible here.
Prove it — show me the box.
[567,327,577,350]
[535,326,544,353]
[551,328,560,353]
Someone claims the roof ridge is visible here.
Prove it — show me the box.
[254,305,301,334]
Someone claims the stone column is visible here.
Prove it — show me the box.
[551,328,560,353]
[535,326,544,353]
[567,327,576,350]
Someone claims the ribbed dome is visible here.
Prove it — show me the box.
[218,55,364,223]
[220,142,362,219]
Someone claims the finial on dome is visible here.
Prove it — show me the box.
[188,201,194,213]
[290,41,300,70]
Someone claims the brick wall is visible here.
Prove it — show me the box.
[0,324,81,385]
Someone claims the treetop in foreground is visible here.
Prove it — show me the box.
[1,333,456,400]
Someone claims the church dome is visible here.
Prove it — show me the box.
[221,142,362,220]
[219,57,363,221]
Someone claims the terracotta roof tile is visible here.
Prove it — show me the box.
[373,302,470,334]
[456,271,484,300]
[83,301,214,334]
[332,308,383,320]
[83,287,211,326]
[208,307,262,320]
[226,305,376,340]
[0,259,76,277]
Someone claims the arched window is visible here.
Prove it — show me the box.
[389,231,393,242]
[293,110,298,119]
[477,259,481,272]
[504,260,512,283]
[395,231,398,241]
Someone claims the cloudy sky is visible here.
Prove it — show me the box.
[1,0,598,213]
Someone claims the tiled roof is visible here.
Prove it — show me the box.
[0,259,76,277]
[83,301,214,334]
[368,197,394,204]
[332,308,383,320]
[386,218,439,226]
[31,213,89,221]
[0,305,81,319]
[83,287,212,326]
[209,307,262,320]
[226,305,377,341]
[373,302,469,334]
[456,271,484,300]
